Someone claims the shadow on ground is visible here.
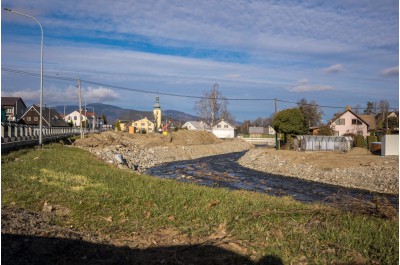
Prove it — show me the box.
[2,233,283,265]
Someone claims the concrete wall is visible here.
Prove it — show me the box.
[381,135,399,156]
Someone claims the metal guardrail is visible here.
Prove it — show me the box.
[1,122,90,150]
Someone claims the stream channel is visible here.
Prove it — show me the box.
[147,151,399,211]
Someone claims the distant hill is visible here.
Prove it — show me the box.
[54,103,201,125]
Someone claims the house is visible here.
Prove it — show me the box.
[64,110,101,128]
[329,107,369,136]
[118,120,131,132]
[181,121,211,131]
[131,117,155,133]
[1,97,27,122]
[20,105,69,127]
[64,110,83,126]
[212,119,236,138]
[248,126,275,137]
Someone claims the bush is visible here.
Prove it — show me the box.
[355,135,365,148]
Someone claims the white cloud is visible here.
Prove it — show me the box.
[322,64,345,74]
[289,79,334,93]
[83,87,119,102]
[381,66,399,77]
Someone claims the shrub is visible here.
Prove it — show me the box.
[355,135,365,148]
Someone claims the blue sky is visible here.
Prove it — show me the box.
[1,0,399,122]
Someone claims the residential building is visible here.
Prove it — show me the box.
[1,97,27,122]
[132,117,155,133]
[20,105,69,127]
[212,119,236,138]
[181,121,211,131]
[329,107,369,136]
[64,110,101,129]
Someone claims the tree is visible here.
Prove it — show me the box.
[195,83,233,127]
[363,101,376,115]
[388,116,399,131]
[297,98,323,127]
[273,108,307,142]
[102,114,107,125]
[114,120,121,131]
[237,120,251,134]
[317,125,335,136]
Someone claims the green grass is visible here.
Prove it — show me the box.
[2,143,398,264]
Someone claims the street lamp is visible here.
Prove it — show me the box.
[4,8,44,146]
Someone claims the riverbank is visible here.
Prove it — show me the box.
[238,148,399,194]
[2,144,398,264]
[73,131,398,194]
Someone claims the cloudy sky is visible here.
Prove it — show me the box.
[2,0,399,122]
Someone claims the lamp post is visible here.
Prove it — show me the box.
[4,8,44,146]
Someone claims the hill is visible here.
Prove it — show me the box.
[54,103,201,125]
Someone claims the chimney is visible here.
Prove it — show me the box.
[345,106,352,111]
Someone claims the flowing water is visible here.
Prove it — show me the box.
[147,151,398,210]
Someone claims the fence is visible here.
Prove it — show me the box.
[1,123,84,150]
[295,136,353,152]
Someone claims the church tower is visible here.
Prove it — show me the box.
[153,96,162,131]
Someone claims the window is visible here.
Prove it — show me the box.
[217,125,221,128]
[336,118,345,125]
[141,123,145,126]
[34,117,38,121]
[74,116,77,120]
[357,131,363,135]
[6,108,13,113]
[27,117,31,121]
[352,119,362,125]
[224,125,229,128]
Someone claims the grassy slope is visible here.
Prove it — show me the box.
[1,144,398,264]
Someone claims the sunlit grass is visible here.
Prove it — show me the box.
[2,143,398,264]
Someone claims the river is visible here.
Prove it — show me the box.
[147,151,399,211]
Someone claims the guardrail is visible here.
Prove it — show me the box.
[1,123,91,151]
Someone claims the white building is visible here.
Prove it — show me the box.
[182,121,211,131]
[64,110,101,129]
[212,120,236,138]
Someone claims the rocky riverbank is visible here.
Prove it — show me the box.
[238,148,399,195]
[73,131,398,195]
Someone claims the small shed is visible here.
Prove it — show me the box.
[295,136,353,152]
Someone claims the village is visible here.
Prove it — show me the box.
[2,95,399,155]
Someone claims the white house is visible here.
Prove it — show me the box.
[330,108,369,137]
[64,110,100,129]
[182,121,211,131]
[212,120,236,138]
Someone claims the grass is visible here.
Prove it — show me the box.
[2,143,398,264]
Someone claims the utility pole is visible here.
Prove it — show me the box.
[275,98,278,150]
[78,78,83,139]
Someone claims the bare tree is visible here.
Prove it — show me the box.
[195,83,232,127]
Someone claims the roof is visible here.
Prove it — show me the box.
[1,97,26,108]
[182,121,211,130]
[331,109,369,127]
[249,127,267,134]
[358,115,377,130]
[213,119,236,129]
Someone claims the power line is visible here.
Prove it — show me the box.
[2,67,398,112]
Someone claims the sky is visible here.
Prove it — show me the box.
[1,0,399,122]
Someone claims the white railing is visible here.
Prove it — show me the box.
[1,123,90,148]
